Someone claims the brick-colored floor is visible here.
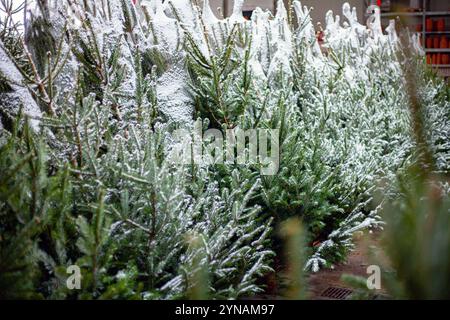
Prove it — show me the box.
[249,232,388,300]
[307,232,388,300]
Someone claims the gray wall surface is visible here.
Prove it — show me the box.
[207,0,368,27]
[298,0,366,27]
[208,0,276,17]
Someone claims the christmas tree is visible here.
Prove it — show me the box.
[0,0,448,299]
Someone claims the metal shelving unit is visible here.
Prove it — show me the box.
[381,12,422,17]
[379,0,450,79]
[425,11,450,16]
[425,49,450,53]
[426,31,450,34]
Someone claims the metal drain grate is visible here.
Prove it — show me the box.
[320,287,353,300]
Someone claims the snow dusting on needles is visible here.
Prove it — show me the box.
[16,0,408,127]
[0,44,42,131]
[2,0,444,279]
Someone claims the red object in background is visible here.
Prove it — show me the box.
[426,18,433,32]
[316,31,324,44]
[442,54,449,65]
[441,36,448,49]
[416,24,422,32]
[426,37,433,48]
[433,36,440,49]
[312,241,322,247]
[437,18,445,32]
[377,0,382,6]
[426,54,432,64]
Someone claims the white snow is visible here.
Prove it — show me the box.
[0,43,42,131]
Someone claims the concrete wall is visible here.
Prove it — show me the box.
[208,0,276,17]
[297,1,366,28]
[242,0,275,12]
[208,0,226,17]
[208,0,368,27]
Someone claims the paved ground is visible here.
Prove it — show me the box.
[308,232,388,300]
[308,244,370,299]
[250,232,388,300]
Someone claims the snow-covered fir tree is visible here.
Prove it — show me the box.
[0,0,448,299]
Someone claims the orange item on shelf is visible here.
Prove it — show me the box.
[437,18,445,32]
[432,54,437,65]
[437,53,442,65]
[426,37,433,48]
[426,18,433,32]
[427,54,432,64]
[442,54,449,65]
[433,36,440,49]
[441,36,448,49]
